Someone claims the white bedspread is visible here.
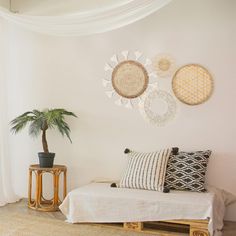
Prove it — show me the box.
[60,183,235,236]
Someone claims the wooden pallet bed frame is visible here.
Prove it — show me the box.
[98,219,209,236]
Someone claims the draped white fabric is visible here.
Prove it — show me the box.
[0,94,19,206]
[0,0,172,36]
[0,122,19,206]
[0,22,19,206]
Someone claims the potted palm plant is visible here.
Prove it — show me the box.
[10,108,77,168]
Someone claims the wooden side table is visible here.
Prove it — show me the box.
[28,164,67,212]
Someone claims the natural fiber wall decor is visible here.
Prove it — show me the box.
[152,54,176,78]
[112,60,148,99]
[139,89,177,126]
[103,51,157,109]
[172,64,213,105]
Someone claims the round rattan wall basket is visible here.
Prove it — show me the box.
[172,64,214,105]
[103,51,157,109]
[152,54,176,78]
[112,60,149,99]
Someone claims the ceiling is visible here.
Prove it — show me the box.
[0,0,131,15]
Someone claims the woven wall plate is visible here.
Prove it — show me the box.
[112,60,149,99]
[103,51,157,109]
[172,64,213,105]
[152,54,176,78]
[139,89,177,126]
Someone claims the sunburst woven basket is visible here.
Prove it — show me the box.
[112,60,149,99]
[172,64,213,105]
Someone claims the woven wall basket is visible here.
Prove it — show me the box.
[112,60,149,99]
[172,64,214,105]
[152,54,176,78]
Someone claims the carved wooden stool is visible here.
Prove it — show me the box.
[28,164,67,212]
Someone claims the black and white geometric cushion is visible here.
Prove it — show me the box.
[164,150,211,192]
[119,148,172,192]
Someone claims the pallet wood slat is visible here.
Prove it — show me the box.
[97,219,210,236]
[124,222,143,231]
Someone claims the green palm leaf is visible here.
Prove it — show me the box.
[10,108,77,152]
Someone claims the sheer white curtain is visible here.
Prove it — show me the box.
[0,0,172,36]
[0,122,19,206]
[0,21,19,206]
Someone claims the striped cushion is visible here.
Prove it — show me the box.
[119,149,172,192]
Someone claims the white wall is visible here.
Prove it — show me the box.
[0,0,9,8]
[1,0,236,220]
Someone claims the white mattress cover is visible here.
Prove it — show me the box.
[60,183,234,236]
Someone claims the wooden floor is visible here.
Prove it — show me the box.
[0,199,235,236]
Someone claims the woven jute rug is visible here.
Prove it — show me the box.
[0,212,150,236]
